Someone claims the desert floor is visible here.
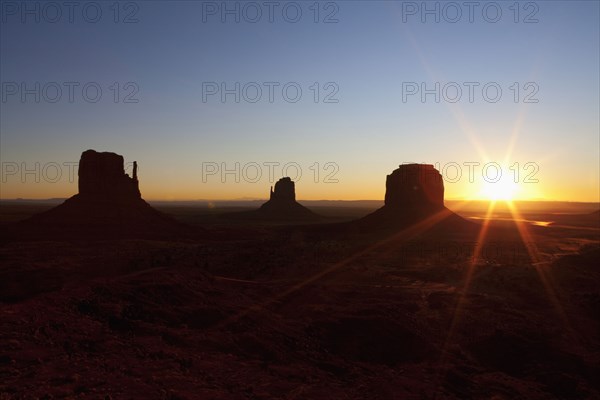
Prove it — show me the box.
[0,202,599,399]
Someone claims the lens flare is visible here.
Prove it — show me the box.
[479,177,519,201]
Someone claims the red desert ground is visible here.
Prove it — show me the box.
[1,150,599,399]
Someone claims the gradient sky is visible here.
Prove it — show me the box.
[1,1,599,201]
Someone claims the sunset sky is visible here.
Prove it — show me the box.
[1,1,598,202]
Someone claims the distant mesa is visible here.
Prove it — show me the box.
[358,164,466,230]
[20,150,192,238]
[259,177,318,219]
[223,177,321,222]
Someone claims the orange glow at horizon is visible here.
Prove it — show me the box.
[0,161,597,202]
[0,178,598,203]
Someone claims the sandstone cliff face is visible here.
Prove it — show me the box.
[384,164,444,210]
[78,150,140,202]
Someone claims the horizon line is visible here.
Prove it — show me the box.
[1,197,599,205]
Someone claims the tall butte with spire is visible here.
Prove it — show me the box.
[77,150,141,202]
[22,150,190,238]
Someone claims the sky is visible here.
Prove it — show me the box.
[1,0,599,202]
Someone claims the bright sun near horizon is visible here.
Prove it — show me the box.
[479,178,520,201]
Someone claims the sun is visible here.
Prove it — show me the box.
[479,177,519,201]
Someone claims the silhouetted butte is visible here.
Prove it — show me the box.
[358,164,468,230]
[20,150,192,238]
[223,177,321,222]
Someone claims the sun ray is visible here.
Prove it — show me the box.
[434,200,497,387]
[503,101,529,166]
[505,200,581,345]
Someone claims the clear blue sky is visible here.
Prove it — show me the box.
[1,1,599,201]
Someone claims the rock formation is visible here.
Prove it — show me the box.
[78,150,141,202]
[21,150,192,238]
[269,177,295,202]
[358,164,464,230]
[223,177,320,222]
[258,177,318,219]
[384,164,444,211]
